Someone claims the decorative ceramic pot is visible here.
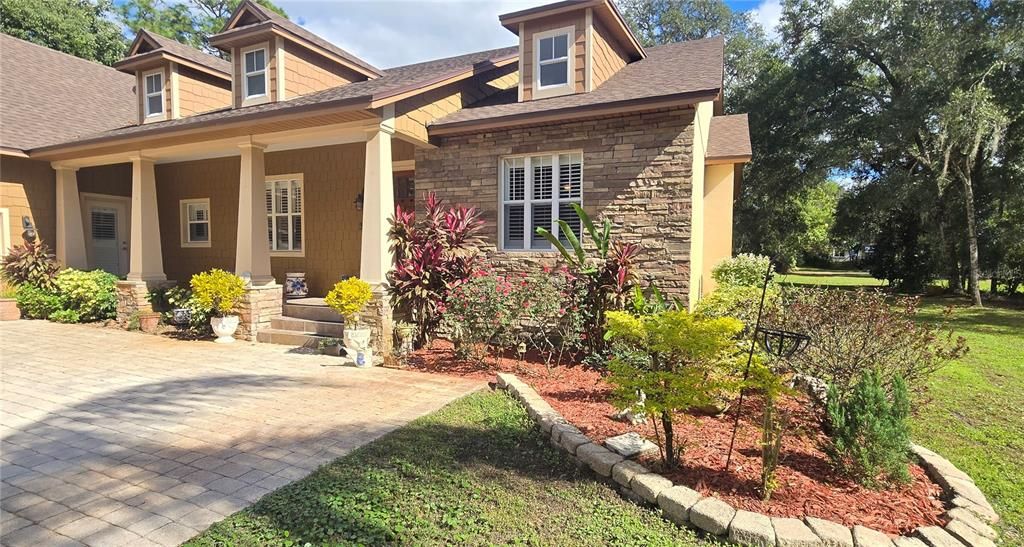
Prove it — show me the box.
[172,308,190,325]
[139,311,161,334]
[0,298,21,321]
[284,272,308,299]
[211,315,239,343]
[343,326,373,367]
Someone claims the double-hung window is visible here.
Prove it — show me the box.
[534,27,573,95]
[500,152,583,251]
[144,70,164,118]
[243,46,268,99]
[266,175,303,254]
[180,199,211,247]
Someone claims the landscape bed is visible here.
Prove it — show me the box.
[410,342,949,536]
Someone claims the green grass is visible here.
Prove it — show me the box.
[780,268,1023,542]
[186,391,717,546]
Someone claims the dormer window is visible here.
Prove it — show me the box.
[243,45,268,100]
[144,70,164,118]
[534,27,573,98]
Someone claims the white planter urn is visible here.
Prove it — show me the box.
[343,326,373,367]
[211,315,240,344]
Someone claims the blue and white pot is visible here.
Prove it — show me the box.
[284,272,308,299]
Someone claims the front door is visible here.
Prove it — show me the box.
[82,195,129,276]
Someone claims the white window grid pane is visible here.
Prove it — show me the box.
[537,32,570,88]
[266,180,302,251]
[501,153,582,251]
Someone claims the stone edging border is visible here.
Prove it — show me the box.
[495,373,1000,547]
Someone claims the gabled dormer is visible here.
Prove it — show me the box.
[499,0,645,101]
[209,0,383,109]
[114,29,233,124]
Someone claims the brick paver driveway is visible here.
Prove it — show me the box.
[0,321,481,546]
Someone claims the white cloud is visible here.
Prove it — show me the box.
[749,0,783,40]
[276,0,550,68]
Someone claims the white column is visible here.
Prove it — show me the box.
[126,154,166,282]
[53,165,88,269]
[359,107,396,286]
[235,141,274,286]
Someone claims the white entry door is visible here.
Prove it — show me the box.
[82,195,130,277]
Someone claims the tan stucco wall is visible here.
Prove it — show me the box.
[153,144,365,294]
[177,65,232,116]
[687,100,714,308]
[283,41,364,99]
[590,17,630,89]
[520,11,587,100]
[702,163,735,295]
[394,63,519,142]
[0,156,56,250]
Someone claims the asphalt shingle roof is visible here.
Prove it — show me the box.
[120,29,232,75]
[431,37,724,129]
[707,113,751,159]
[0,34,137,151]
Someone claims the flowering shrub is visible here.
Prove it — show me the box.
[711,253,773,288]
[518,266,587,368]
[190,269,245,317]
[441,270,522,362]
[54,269,117,322]
[388,192,484,347]
[325,277,373,325]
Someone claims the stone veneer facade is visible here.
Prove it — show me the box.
[236,285,283,341]
[415,106,697,304]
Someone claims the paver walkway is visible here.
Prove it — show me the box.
[0,321,481,546]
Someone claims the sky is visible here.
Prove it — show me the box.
[274,0,784,69]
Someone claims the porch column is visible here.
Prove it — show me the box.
[359,109,396,285]
[126,154,166,282]
[53,165,87,269]
[235,141,274,286]
[359,107,396,355]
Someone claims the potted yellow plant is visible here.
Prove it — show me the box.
[325,277,374,366]
[190,269,246,343]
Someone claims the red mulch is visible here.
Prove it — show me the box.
[408,341,948,536]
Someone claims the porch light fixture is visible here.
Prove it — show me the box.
[354,192,364,211]
[21,216,37,244]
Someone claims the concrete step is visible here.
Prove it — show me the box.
[256,328,332,348]
[271,317,344,337]
[282,301,343,323]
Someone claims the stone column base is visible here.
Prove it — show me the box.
[116,280,174,325]
[361,288,393,356]
[237,284,283,341]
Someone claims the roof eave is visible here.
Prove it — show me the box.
[368,53,519,108]
[706,154,752,165]
[112,51,231,80]
[429,89,719,137]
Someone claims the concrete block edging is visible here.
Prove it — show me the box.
[494,373,1000,547]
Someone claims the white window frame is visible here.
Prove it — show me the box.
[266,174,305,257]
[179,199,211,248]
[533,26,575,99]
[143,68,165,120]
[241,43,269,106]
[498,150,583,252]
[0,208,10,258]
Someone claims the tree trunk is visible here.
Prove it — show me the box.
[938,211,962,294]
[960,172,984,307]
[661,411,676,467]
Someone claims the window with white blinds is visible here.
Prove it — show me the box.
[266,176,304,253]
[500,152,582,251]
[179,199,211,247]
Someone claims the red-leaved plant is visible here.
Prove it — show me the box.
[387,192,484,347]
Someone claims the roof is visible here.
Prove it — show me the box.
[31,46,519,152]
[115,29,231,76]
[431,37,724,133]
[0,34,137,152]
[210,0,383,78]
[707,113,751,162]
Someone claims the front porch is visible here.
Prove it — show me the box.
[47,108,417,350]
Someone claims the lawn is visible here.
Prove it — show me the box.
[185,391,717,546]
[781,268,1023,543]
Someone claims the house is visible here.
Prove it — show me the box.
[0,0,751,349]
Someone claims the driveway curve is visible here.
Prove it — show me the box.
[0,321,480,546]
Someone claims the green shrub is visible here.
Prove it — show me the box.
[441,271,523,362]
[711,253,773,288]
[49,308,82,324]
[826,371,912,488]
[1,241,60,291]
[325,277,373,325]
[15,284,62,319]
[696,284,781,328]
[605,308,744,467]
[190,269,245,317]
[54,269,118,322]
